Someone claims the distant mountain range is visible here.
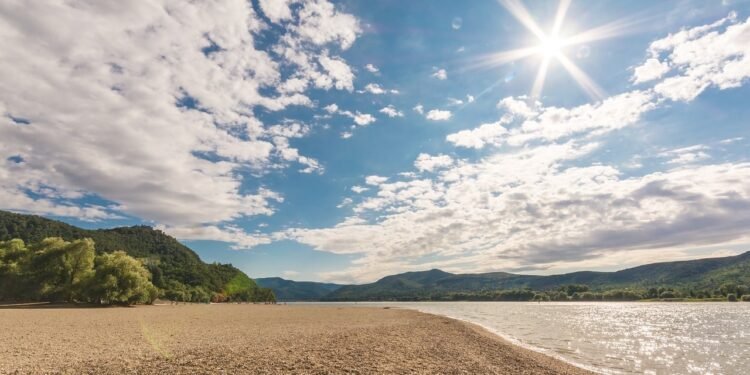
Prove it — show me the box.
[260,252,750,301]
[255,277,343,301]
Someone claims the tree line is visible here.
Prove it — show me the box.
[328,283,750,302]
[0,237,275,305]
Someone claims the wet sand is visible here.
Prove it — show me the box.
[0,304,590,374]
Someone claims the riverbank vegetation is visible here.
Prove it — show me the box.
[0,210,275,304]
[0,237,275,305]
[332,283,750,302]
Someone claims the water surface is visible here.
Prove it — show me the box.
[349,302,750,374]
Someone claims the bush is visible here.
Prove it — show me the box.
[659,291,676,299]
[741,295,750,302]
[727,293,737,302]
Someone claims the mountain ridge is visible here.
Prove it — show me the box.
[263,252,750,301]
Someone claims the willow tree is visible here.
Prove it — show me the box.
[27,237,95,302]
[86,250,158,305]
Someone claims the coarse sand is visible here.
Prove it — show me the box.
[0,304,592,374]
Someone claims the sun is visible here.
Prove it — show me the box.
[471,0,639,101]
[539,35,565,58]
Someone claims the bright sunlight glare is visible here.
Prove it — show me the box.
[469,0,644,102]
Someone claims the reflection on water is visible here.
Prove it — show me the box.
[368,302,749,374]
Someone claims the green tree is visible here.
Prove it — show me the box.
[27,238,95,302]
[86,251,157,305]
[0,239,30,299]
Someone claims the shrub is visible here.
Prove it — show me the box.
[741,295,750,302]
[659,291,676,299]
[727,293,737,302]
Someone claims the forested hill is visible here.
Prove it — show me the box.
[323,252,750,301]
[0,210,271,302]
[255,277,343,301]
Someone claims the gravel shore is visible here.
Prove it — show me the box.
[0,304,591,374]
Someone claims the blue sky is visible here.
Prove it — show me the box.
[2,0,750,283]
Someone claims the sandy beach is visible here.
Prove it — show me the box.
[0,304,590,374]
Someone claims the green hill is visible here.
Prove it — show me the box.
[0,210,271,302]
[255,277,343,301]
[324,252,750,301]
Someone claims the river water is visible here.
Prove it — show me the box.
[350,302,750,374]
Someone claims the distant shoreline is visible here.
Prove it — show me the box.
[0,304,591,374]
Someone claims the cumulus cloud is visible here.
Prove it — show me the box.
[632,58,671,84]
[259,0,295,23]
[425,109,452,121]
[0,0,359,244]
[379,105,404,118]
[633,12,750,101]
[446,120,509,149]
[413,104,424,114]
[414,154,454,172]
[448,91,655,149]
[359,83,398,95]
[322,104,376,132]
[431,68,448,80]
[351,185,369,193]
[364,64,379,73]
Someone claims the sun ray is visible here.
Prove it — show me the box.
[530,57,551,100]
[497,0,547,40]
[467,46,540,70]
[476,0,632,101]
[551,0,572,36]
[565,12,654,46]
[557,54,605,100]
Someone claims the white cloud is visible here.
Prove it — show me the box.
[632,58,671,84]
[259,0,295,23]
[497,96,537,118]
[324,103,339,113]
[719,137,743,144]
[413,104,424,114]
[466,95,475,103]
[340,131,353,139]
[447,98,464,106]
[425,109,452,121]
[379,105,404,118]
[449,91,655,149]
[159,224,273,249]
[351,185,369,193]
[351,112,376,126]
[365,175,388,186]
[431,68,448,80]
[635,13,750,102]
[318,54,355,91]
[0,0,358,236]
[446,120,509,149]
[659,145,711,165]
[414,153,454,172]
[364,63,379,73]
[359,83,398,95]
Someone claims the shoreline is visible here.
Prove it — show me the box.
[0,303,592,374]
[416,310,601,374]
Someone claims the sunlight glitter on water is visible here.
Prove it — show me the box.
[367,302,750,375]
